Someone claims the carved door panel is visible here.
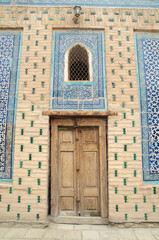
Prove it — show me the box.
[80,127,100,216]
[58,126,100,216]
[58,127,76,215]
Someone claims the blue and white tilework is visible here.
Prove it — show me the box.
[0,0,158,8]
[51,30,107,111]
[0,31,21,180]
[135,33,159,181]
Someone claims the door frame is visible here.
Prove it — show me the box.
[51,117,107,220]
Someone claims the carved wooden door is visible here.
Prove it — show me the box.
[58,126,100,216]
[58,127,76,215]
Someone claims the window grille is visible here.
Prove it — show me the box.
[69,44,89,81]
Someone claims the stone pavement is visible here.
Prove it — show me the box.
[0,223,159,240]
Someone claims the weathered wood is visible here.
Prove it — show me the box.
[51,118,108,221]
[100,119,107,218]
[59,128,76,214]
[43,111,117,117]
[80,127,100,216]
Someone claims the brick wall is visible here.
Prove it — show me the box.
[0,6,158,222]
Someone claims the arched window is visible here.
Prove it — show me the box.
[68,44,89,81]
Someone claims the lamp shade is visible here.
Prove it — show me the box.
[73,5,82,17]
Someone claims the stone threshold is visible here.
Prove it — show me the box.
[50,216,108,225]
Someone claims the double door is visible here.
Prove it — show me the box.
[51,118,107,220]
[59,126,99,216]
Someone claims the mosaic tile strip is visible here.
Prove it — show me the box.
[135,33,159,181]
[0,0,158,8]
[51,30,107,111]
[0,31,21,180]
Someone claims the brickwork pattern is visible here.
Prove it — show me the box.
[0,6,158,223]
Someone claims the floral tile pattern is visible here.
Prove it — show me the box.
[0,31,21,180]
[135,33,159,181]
[51,30,107,111]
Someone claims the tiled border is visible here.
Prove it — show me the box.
[135,33,159,182]
[0,30,22,181]
[50,30,107,111]
[0,0,159,8]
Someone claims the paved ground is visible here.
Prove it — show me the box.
[0,223,159,240]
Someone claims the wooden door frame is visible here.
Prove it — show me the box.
[51,117,107,220]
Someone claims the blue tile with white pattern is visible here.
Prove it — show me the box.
[51,30,107,111]
[135,33,159,181]
[0,31,21,181]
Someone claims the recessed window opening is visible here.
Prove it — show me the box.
[69,44,89,81]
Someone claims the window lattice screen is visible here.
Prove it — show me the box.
[69,44,89,81]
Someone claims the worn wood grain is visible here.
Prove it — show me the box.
[43,111,117,117]
[51,118,107,222]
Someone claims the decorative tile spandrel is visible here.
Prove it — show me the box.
[135,33,159,181]
[51,30,107,111]
[0,31,22,180]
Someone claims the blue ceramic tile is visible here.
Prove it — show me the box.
[51,30,107,110]
[135,33,159,181]
[0,31,21,180]
[0,0,158,8]
[64,86,77,99]
[79,85,92,100]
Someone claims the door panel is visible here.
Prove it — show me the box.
[83,152,98,187]
[61,197,74,211]
[84,130,97,143]
[85,198,98,210]
[61,130,73,143]
[59,126,100,216]
[83,144,98,152]
[59,128,76,215]
[80,127,100,215]
[61,152,74,188]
